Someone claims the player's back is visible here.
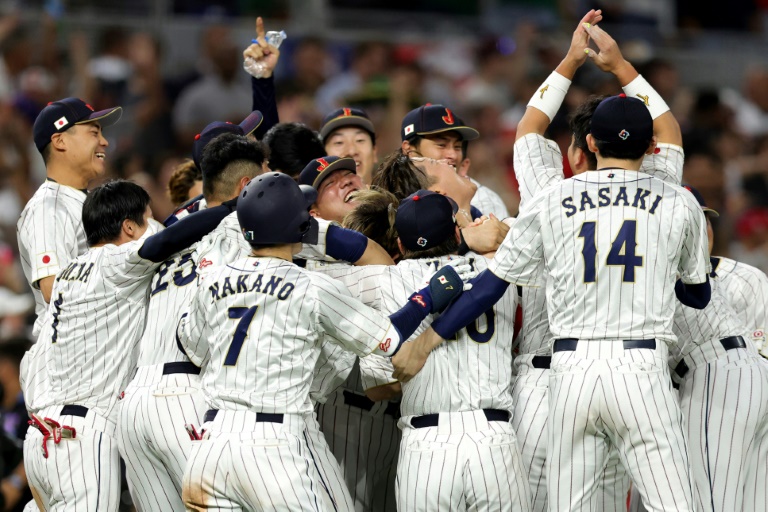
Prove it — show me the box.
[191,257,386,415]
[45,242,157,421]
[523,170,707,342]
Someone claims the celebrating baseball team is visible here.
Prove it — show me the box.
[14,8,768,512]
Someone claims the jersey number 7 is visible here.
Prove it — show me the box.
[578,220,643,283]
[223,306,260,366]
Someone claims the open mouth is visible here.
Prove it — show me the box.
[95,152,106,160]
[344,189,361,203]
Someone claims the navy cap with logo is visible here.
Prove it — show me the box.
[33,97,122,154]
[401,104,480,142]
[192,110,264,171]
[590,94,653,149]
[298,156,357,190]
[683,184,719,217]
[395,190,458,251]
[319,107,376,144]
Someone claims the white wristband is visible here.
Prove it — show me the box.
[374,324,402,357]
[526,71,571,122]
[622,74,670,119]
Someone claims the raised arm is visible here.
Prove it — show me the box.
[244,17,281,139]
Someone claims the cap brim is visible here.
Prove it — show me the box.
[416,126,480,141]
[320,116,376,141]
[76,106,122,128]
[239,110,264,137]
[703,207,720,218]
[311,159,357,189]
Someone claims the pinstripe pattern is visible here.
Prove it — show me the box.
[24,417,120,512]
[671,276,768,511]
[304,413,357,511]
[396,411,531,512]
[548,341,694,512]
[715,256,768,356]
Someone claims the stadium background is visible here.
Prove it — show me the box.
[0,0,768,509]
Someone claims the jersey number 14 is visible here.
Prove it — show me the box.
[578,220,643,283]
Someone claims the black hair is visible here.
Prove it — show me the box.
[461,140,469,160]
[201,133,269,199]
[593,139,651,161]
[400,234,460,261]
[83,180,150,246]
[262,123,325,178]
[372,151,434,201]
[569,96,604,169]
[41,144,52,165]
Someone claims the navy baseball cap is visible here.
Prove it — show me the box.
[192,110,264,171]
[683,184,719,217]
[319,107,376,143]
[590,94,652,149]
[298,156,356,190]
[396,190,458,251]
[401,104,479,142]
[33,97,122,153]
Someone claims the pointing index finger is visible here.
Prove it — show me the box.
[255,16,267,46]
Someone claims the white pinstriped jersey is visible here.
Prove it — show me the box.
[491,169,709,343]
[713,256,768,354]
[180,257,394,415]
[471,178,510,218]
[17,180,88,336]
[317,255,517,417]
[512,135,686,353]
[135,247,199,367]
[45,240,160,422]
[670,276,756,361]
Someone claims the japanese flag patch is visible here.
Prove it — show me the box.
[54,116,69,130]
[38,252,58,268]
[404,124,414,136]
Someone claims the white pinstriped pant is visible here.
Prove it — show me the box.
[24,407,120,512]
[512,354,630,512]
[183,410,339,511]
[675,340,768,511]
[116,370,206,512]
[395,409,531,512]
[547,340,695,512]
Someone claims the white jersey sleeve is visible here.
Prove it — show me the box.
[513,133,564,209]
[177,275,213,368]
[714,256,768,355]
[488,194,546,286]
[470,179,510,218]
[640,143,684,185]
[102,240,162,289]
[359,353,397,390]
[677,192,711,285]
[310,343,356,404]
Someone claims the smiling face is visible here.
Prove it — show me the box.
[311,168,364,222]
[324,127,377,185]
[410,156,477,209]
[58,121,109,180]
[409,132,463,166]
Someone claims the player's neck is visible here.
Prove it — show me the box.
[594,156,642,172]
[46,163,91,190]
[250,244,296,262]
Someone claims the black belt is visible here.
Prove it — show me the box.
[553,338,656,352]
[342,390,400,418]
[203,409,283,424]
[531,356,551,369]
[410,409,509,429]
[675,336,747,379]
[162,361,201,375]
[60,405,88,417]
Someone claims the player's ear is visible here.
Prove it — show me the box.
[396,237,406,258]
[585,134,598,154]
[645,136,658,155]
[50,132,66,152]
[454,226,462,243]
[309,207,319,218]
[401,140,413,155]
[237,175,251,194]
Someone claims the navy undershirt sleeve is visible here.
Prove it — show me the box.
[251,76,279,140]
[675,277,711,310]
[431,270,509,339]
[325,225,368,263]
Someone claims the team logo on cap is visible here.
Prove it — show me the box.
[417,237,427,247]
[54,116,69,130]
[316,158,331,172]
[618,129,630,140]
[342,108,352,117]
[442,108,455,125]
[404,124,415,136]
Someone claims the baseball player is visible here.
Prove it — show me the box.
[23,180,237,511]
[320,107,378,185]
[116,133,269,511]
[16,97,121,511]
[511,13,688,511]
[400,103,508,219]
[457,140,511,218]
[178,172,466,511]
[425,91,711,512]
[669,186,768,511]
[299,155,366,224]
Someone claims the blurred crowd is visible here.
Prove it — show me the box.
[1,6,768,507]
